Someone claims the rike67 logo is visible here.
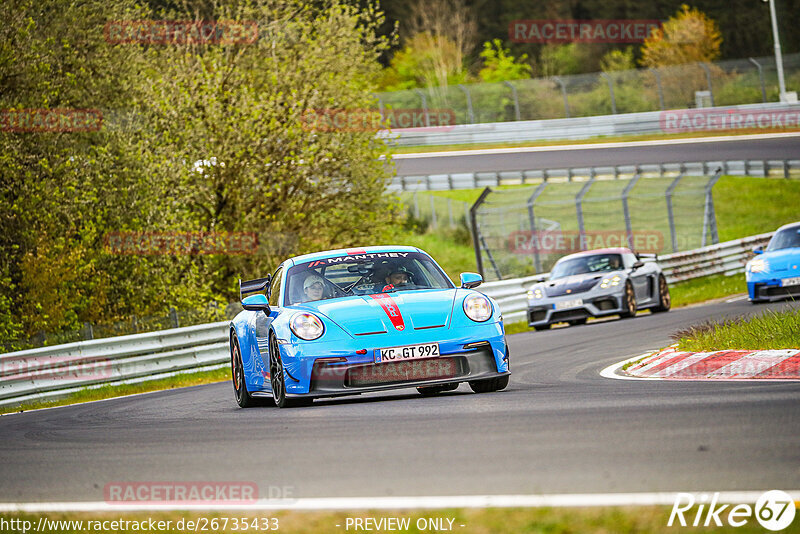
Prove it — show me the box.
[669,490,796,530]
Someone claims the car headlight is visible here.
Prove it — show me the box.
[599,275,622,289]
[463,294,492,322]
[290,313,324,340]
[527,287,544,300]
[748,258,769,273]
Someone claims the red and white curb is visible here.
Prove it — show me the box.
[602,346,800,381]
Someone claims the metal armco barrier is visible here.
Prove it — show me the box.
[379,102,800,147]
[390,159,800,192]
[0,231,775,408]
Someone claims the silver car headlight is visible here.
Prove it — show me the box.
[600,275,622,289]
[463,294,492,322]
[747,258,769,273]
[290,313,324,340]
[527,287,544,300]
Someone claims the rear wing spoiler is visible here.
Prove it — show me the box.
[635,252,658,262]
[239,276,271,301]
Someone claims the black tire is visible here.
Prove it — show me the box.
[417,383,459,396]
[651,274,671,313]
[568,318,587,326]
[269,333,312,408]
[469,374,509,393]
[533,324,551,331]
[619,280,638,318]
[231,334,259,408]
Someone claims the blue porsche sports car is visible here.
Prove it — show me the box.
[746,222,800,303]
[229,246,510,407]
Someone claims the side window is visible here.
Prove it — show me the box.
[623,253,637,269]
[268,266,284,307]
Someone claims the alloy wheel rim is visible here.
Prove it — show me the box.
[626,284,635,313]
[270,337,284,402]
[661,278,670,307]
[233,343,242,393]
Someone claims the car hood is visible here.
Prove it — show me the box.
[544,271,620,297]
[293,289,457,336]
[760,248,800,273]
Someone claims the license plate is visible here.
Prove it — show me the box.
[781,277,800,287]
[555,298,583,311]
[375,342,439,363]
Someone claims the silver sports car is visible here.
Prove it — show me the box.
[526,247,671,330]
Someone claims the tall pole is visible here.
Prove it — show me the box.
[766,0,788,101]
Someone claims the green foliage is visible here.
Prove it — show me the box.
[478,39,531,83]
[601,48,636,72]
[538,43,597,76]
[675,308,800,351]
[377,32,468,91]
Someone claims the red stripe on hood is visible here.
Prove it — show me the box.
[369,294,405,331]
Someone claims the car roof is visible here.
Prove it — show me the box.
[776,221,800,232]
[289,245,423,266]
[556,247,632,263]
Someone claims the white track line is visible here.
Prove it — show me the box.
[391,132,800,159]
[2,492,799,512]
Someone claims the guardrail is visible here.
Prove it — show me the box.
[0,322,230,408]
[0,231,775,408]
[479,232,773,323]
[390,159,800,192]
[380,102,800,147]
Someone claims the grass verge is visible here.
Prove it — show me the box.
[673,307,800,352]
[389,129,800,155]
[0,506,788,533]
[0,366,229,416]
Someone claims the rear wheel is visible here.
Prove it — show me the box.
[469,374,509,393]
[231,334,259,408]
[619,281,637,318]
[269,334,312,408]
[417,383,459,396]
[651,275,671,313]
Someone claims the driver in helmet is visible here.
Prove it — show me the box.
[380,265,413,292]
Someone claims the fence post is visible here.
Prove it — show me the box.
[81,322,94,341]
[701,169,722,246]
[503,81,521,121]
[458,84,475,124]
[470,187,493,278]
[553,76,570,118]
[748,58,768,103]
[665,174,685,252]
[169,307,179,328]
[621,174,642,249]
[649,68,665,110]
[376,94,385,121]
[413,192,420,219]
[527,182,548,273]
[448,198,454,227]
[600,72,617,114]
[429,195,438,228]
[413,89,431,127]
[575,177,595,250]
[699,63,715,107]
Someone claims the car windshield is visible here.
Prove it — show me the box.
[550,253,623,280]
[284,251,454,305]
[766,226,800,251]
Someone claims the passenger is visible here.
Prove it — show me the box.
[303,274,325,302]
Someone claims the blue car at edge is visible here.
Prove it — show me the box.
[229,246,510,407]
[746,221,800,303]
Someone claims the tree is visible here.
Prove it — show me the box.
[640,4,722,68]
[478,39,532,83]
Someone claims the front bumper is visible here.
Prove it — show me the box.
[527,290,625,326]
[748,278,800,302]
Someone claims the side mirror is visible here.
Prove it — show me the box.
[460,272,483,289]
[242,293,271,313]
[631,260,644,270]
[753,246,764,255]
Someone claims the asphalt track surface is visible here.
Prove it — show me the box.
[1,298,798,503]
[393,134,800,175]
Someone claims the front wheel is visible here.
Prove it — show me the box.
[651,274,671,313]
[469,374,509,393]
[619,281,638,318]
[269,334,312,408]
